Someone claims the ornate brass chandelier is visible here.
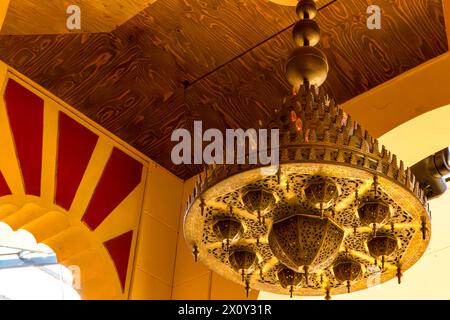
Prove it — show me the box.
[183,0,431,299]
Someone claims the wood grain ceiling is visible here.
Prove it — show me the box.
[0,0,157,34]
[0,0,447,179]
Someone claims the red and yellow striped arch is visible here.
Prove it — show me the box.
[0,61,148,299]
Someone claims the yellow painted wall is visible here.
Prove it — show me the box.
[130,162,184,299]
[131,167,259,300]
[131,165,257,300]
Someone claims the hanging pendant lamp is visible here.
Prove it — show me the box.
[183,0,431,299]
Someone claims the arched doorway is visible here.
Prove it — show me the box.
[0,221,81,300]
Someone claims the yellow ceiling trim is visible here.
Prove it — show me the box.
[40,102,59,205]
[341,52,450,138]
[0,0,10,32]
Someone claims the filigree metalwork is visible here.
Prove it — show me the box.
[269,214,345,272]
[183,0,431,299]
[277,267,303,297]
[358,201,391,227]
[212,218,243,250]
[241,187,276,222]
[367,234,399,267]
[303,178,339,211]
[228,249,257,280]
[332,257,362,293]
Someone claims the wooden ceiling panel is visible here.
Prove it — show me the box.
[319,0,447,101]
[112,0,333,83]
[1,0,157,34]
[0,0,447,179]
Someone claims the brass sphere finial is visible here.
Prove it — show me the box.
[296,0,317,19]
[286,46,329,90]
[286,0,328,90]
[293,20,321,47]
